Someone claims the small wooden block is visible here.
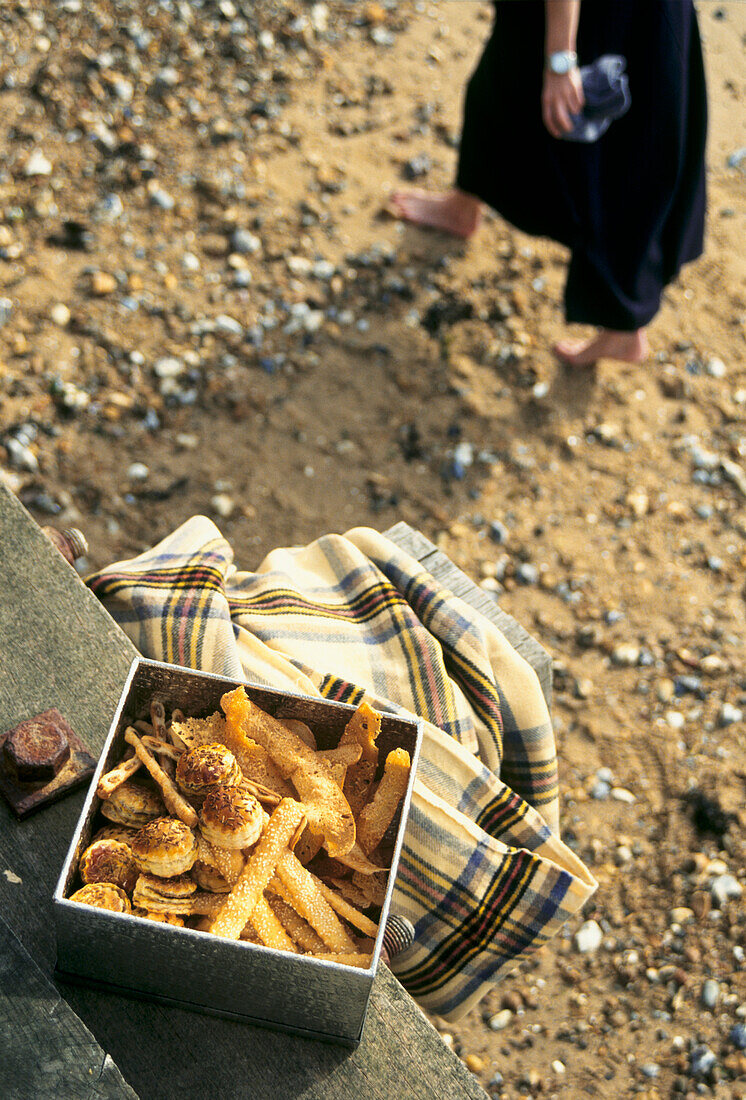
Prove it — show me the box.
[0,709,96,819]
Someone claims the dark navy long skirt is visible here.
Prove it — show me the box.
[456,0,707,331]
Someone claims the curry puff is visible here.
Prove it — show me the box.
[130,817,199,878]
[100,779,163,828]
[199,785,264,850]
[175,742,242,799]
[79,838,138,894]
[70,882,132,913]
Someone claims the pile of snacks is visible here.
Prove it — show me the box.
[68,687,411,968]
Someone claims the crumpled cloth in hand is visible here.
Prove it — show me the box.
[86,518,596,1021]
[563,54,631,143]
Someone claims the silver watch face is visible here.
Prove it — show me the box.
[549,51,576,75]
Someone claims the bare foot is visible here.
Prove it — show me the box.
[388,187,482,239]
[553,328,649,368]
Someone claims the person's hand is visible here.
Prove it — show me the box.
[541,68,585,138]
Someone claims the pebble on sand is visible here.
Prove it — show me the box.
[212,494,236,518]
[91,271,118,296]
[488,1009,513,1031]
[701,979,720,1008]
[463,1053,485,1074]
[24,150,53,176]
[710,873,742,907]
[50,303,71,327]
[575,920,603,954]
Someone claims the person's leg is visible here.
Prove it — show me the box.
[555,246,654,367]
[388,187,482,239]
[553,328,649,368]
[552,4,706,370]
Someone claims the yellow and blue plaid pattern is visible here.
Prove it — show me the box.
[87,518,596,1021]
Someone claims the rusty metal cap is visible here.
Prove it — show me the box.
[2,710,71,782]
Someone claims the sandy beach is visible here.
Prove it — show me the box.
[1,2,745,1096]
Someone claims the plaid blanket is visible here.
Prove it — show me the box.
[87,518,596,1021]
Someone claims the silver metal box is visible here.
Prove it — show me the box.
[54,658,422,1045]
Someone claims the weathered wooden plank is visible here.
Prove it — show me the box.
[0,485,139,969]
[0,485,138,747]
[59,964,488,1100]
[0,915,137,1100]
[0,490,489,1100]
[385,520,552,706]
[0,491,139,1096]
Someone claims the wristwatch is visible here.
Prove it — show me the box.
[546,50,578,75]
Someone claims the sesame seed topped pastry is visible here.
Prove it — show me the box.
[70,883,132,913]
[130,817,199,878]
[199,785,264,850]
[100,780,165,828]
[175,742,242,800]
[195,834,245,887]
[79,839,138,895]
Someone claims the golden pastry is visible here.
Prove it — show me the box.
[130,817,198,877]
[99,780,164,828]
[191,859,231,893]
[79,839,138,895]
[134,909,185,926]
[133,871,197,901]
[69,882,132,913]
[123,728,197,828]
[199,785,263,850]
[195,834,245,887]
[175,742,242,799]
[133,874,222,917]
[91,823,138,847]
